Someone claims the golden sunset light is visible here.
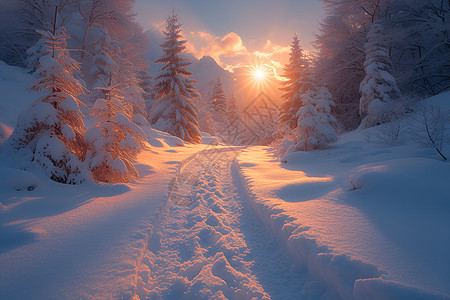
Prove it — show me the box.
[1,1,448,299]
[253,67,266,81]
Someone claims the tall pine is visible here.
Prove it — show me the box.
[278,34,315,129]
[149,10,201,144]
[226,93,239,123]
[211,76,227,117]
[137,69,156,112]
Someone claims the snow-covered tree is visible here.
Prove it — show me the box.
[137,70,156,112]
[211,76,227,117]
[313,13,366,131]
[312,0,391,131]
[296,87,337,151]
[279,34,315,129]
[226,93,239,123]
[123,83,147,120]
[360,21,401,128]
[25,36,48,72]
[198,107,216,136]
[87,81,146,183]
[88,27,118,90]
[149,10,201,144]
[388,0,450,96]
[6,16,88,184]
[79,0,136,57]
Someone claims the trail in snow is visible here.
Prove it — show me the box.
[135,147,310,299]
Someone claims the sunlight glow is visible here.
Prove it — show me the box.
[232,64,282,109]
[253,68,266,81]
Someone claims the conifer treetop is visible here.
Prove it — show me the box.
[154,9,199,101]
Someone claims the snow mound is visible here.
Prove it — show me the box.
[201,132,220,145]
[0,167,41,194]
[144,127,185,147]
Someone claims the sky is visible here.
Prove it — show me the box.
[134,0,325,76]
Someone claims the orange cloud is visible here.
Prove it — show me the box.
[187,31,247,65]
[187,31,290,81]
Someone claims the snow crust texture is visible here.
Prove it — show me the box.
[134,148,313,299]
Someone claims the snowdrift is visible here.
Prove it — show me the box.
[236,92,450,299]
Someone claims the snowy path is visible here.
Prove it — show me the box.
[4,144,446,299]
[135,147,310,299]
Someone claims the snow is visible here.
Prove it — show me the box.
[0,60,38,129]
[0,167,41,195]
[60,95,81,112]
[201,132,220,145]
[0,123,13,147]
[1,58,449,299]
[0,137,199,299]
[236,92,450,299]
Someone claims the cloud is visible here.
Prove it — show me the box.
[187,31,290,80]
[187,31,247,65]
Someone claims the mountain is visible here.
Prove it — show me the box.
[189,56,234,100]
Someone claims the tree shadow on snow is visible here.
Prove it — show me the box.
[0,221,37,254]
[0,182,130,254]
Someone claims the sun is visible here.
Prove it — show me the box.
[253,67,266,81]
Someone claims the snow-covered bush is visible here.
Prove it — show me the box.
[360,21,402,128]
[6,26,88,184]
[295,87,337,151]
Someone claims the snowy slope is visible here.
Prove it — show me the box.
[236,92,450,299]
[0,142,205,298]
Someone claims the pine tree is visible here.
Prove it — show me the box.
[7,8,88,184]
[87,80,146,183]
[279,34,315,129]
[226,93,239,123]
[211,76,227,117]
[360,21,401,128]
[149,10,201,144]
[137,69,156,112]
[198,108,216,136]
[88,27,118,92]
[296,87,337,151]
[123,84,147,119]
[25,36,47,72]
